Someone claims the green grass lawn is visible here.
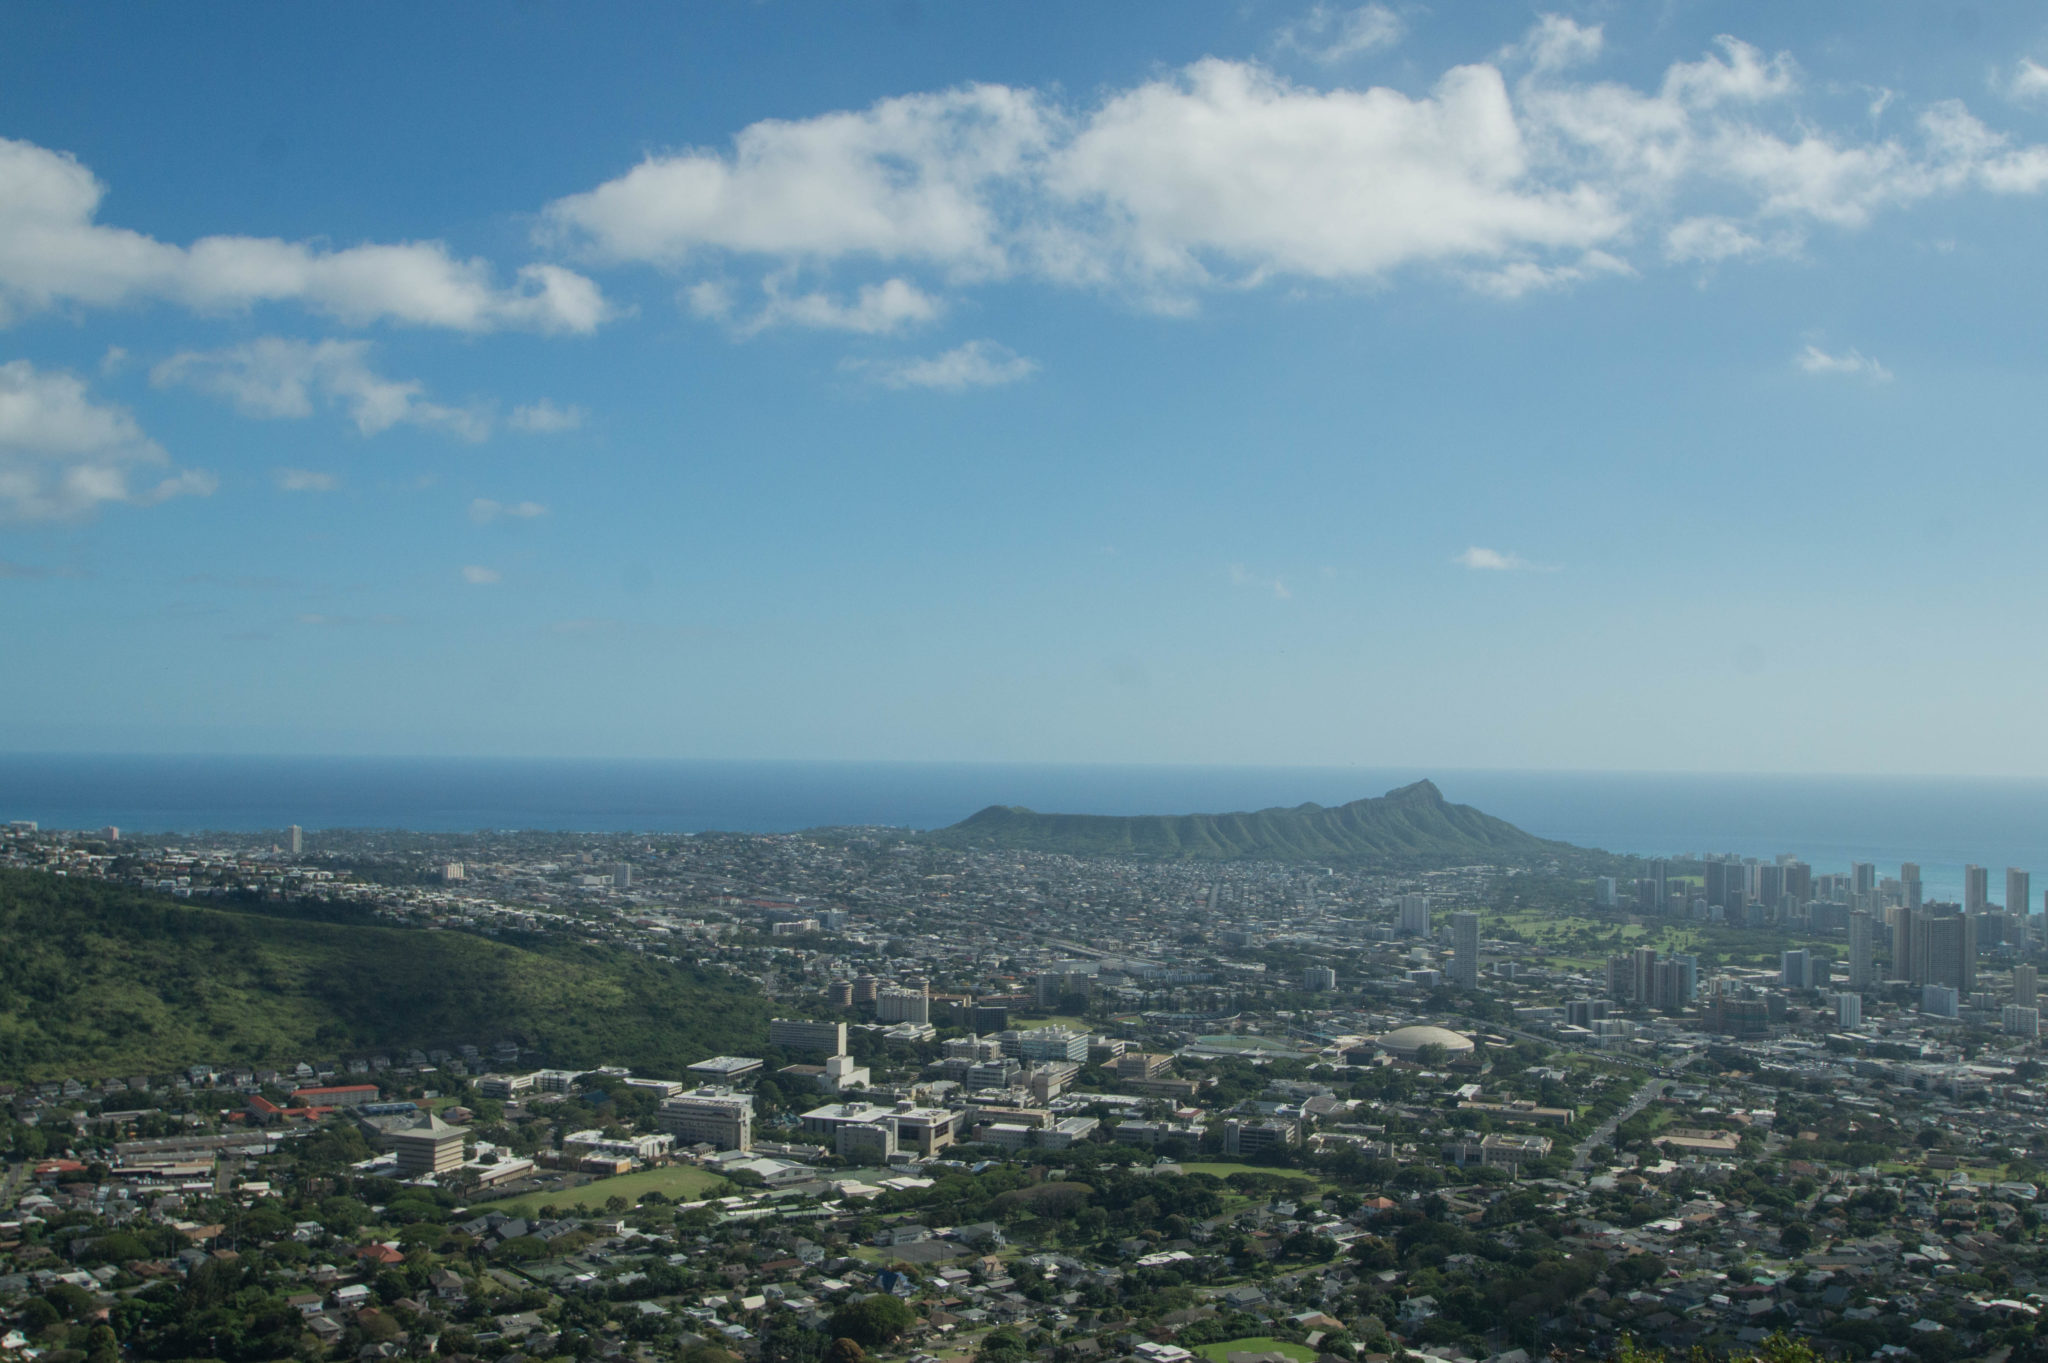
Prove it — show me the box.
[1195,1338,1316,1363]
[474,1164,729,1216]
[1177,1162,1324,1185]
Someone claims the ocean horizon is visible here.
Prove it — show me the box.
[6,752,2048,907]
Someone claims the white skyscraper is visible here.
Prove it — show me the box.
[1398,894,1431,936]
[1449,911,1479,989]
[288,824,303,856]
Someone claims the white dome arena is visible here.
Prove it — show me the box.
[1375,1024,1477,1062]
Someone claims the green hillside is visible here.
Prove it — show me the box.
[927,779,1574,865]
[0,869,771,1082]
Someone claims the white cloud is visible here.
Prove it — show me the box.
[508,399,585,433]
[1664,215,1766,263]
[542,84,1052,275]
[539,22,2048,321]
[153,338,489,441]
[851,339,1038,390]
[274,467,338,492]
[0,137,608,333]
[0,359,214,522]
[1796,344,1893,382]
[1456,546,1553,571]
[1277,4,1404,64]
[1509,15,1604,73]
[461,564,502,585]
[470,497,548,523]
[750,276,943,334]
[2009,59,2048,104]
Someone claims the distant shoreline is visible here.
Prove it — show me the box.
[4,754,2046,904]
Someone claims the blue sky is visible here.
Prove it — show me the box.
[5,2,2048,773]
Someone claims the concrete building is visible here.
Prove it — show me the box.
[1222,1118,1299,1158]
[1966,864,1989,914]
[2005,1005,2042,1038]
[1836,993,1862,1028]
[1398,894,1430,936]
[1301,965,1337,991]
[1901,862,1923,910]
[389,1114,466,1176]
[612,862,633,889]
[2017,963,2039,1010]
[1848,910,1875,991]
[874,987,931,1025]
[1922,984,1960,1018]
[768,1019,847,1057]
[656,1090,754,1151]
[686,1055,763,1082]
[1780,949,1812,991]
[801,1101,959,1155]
[1449,912,1480,989]
[288,825,302,855]
[1014,1027,1089,1063]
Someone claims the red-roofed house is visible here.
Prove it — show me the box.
[291,1084,381,1108]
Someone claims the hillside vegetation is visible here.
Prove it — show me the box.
[928,779,1574,865]
[0,870,770,1082]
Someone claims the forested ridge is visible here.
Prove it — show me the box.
[0,869,770,1081]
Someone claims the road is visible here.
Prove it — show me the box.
[1573,1074,1670,1170]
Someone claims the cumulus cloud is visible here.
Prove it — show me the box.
[0,359,214,522]
[508,399,584,433]
[153,338,489,441]
[539,22,2048,320]
[850,339,1038,390]
[461,564,502,585]
[2008,59,2048,104]
[274,467,338,492]
[1456,546,1553,571]
[1277,4,1404,63]
[0,137,608,333]
[470,497,548,523]
[1796,344,1893,382]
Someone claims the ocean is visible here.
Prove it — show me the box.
[4,753,2047,906]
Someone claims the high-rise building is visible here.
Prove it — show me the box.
[1653,956,1697,1012]
[1848,910,1875,991]
[1901,862,1923,910]
[1758,865,1786,912]
[1630,945,1659,1008]
[2005,1005,2042,1038]
[851,975,880,1004]
[1836,993,1862,1028]
[2016,963,2039,1009]
[1965,865,1989,914]
[1780,949,1812,990]
[612,862,633,889]
[1595,876,1617,908]
[1398,894,1431,936]
[1785,861,1812,905]
[1302,965,1337,991]
[1917,906,1976,993]
[287,824,302,855]
[2010,868,2033,923]
[1449,912,1480,988]
[1704,861,1731,910]
[1650,860,1668,910]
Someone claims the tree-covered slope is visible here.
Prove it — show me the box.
[0,869,770,1081]
[928,779,1573,864]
